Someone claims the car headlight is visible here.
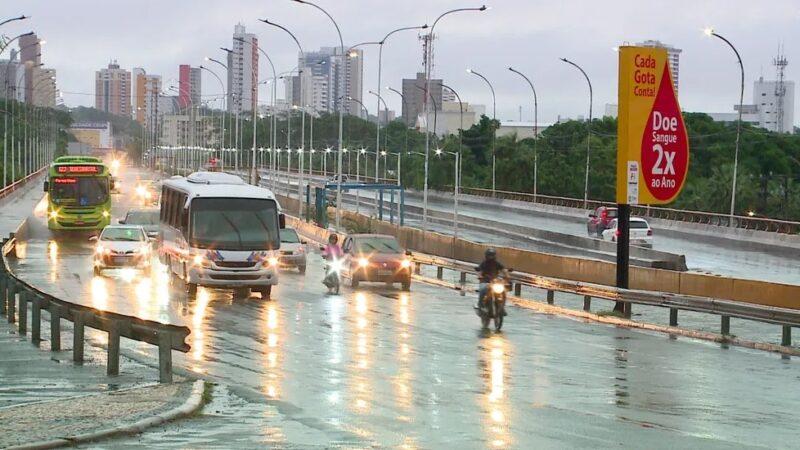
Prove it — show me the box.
[138,246,150,255]
[358,257,369,268]
[491,283,505,294]
[400,259,412,269]
[268,257,279,267]
[136,186,146,197]
[95,245,105,254]
[193,254,206,266]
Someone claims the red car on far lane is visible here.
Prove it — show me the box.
[587,206,618,237]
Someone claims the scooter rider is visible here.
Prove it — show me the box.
[477,248,508,308]
[322,234,344,293]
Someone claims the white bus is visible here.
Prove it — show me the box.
[158,172,284,299]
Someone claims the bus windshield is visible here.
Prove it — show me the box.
[50,177,109,206]
[190,198,280,251]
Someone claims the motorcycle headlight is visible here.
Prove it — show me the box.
[491,283,505,294]
[400,259,412,269]
[95,245,105,254]
[358,257,369,268]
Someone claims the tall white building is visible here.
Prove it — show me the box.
[227,24,258,114]
[287,46,363,116]
[637,40,682,95]
[753,76,795,133]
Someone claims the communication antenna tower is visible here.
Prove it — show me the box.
[773,45,788,133]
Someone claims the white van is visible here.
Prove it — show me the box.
[158,172,284,299]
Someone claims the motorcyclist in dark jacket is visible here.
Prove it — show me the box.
[476,248,508,307]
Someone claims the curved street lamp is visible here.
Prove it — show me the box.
[466,68,497,195]
[0,15,29,29]
[704,27,744,225]
[508,66,539,200]
[560,57,593,209]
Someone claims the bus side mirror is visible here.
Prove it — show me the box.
[279,213,286,229]
[43,181,49,192]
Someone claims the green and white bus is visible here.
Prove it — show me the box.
[44,156,112,232]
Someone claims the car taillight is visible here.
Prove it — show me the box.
[647,229,653,236]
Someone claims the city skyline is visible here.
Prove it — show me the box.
[5,0,800,128]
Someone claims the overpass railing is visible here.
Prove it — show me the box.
[1,231,190,383]
[0,167,47,201]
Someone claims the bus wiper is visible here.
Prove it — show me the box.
[221,213,243,249]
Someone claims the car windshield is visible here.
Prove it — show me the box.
[126,211,159,225]
[50,177,109,206]
[101,227,144,242]
[355,237,401,254]
[280,229,301,244]
[630,221,650,229]
[191,198,280,251]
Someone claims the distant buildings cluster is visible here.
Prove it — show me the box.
[0,32,58,108]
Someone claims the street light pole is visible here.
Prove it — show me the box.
[705,27,744,225]
[368,90,389,179]
[466,68,496,194]
[560,57,593,209]
[422,6,487,231]
[441,83,463,240]
[508,67,539,200]
[435,148,460,240]
[200,65,226,167]
[292,0,346,230]
[386,86,409,165]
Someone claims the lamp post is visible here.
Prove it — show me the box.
[291,0,346,230]
[368,90,389,180]
[421,6,487,231]
[381,150,402,186]
[386,86,410,157]
[466,68,497,195]
[704,27,744,224]
[441,82,464,239]
[199,64,226,167]
[508,66,539,200]
[205,57,231,171]
[560,57,593,209]
[435,148,460,239]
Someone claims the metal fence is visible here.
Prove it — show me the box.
[1,233,190,383]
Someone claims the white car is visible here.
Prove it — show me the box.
[278,228,307,273]
[92,225,152,275]
[602,217,654,248]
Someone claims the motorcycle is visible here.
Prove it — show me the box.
[321,249,342,295]
[475,278,508,331]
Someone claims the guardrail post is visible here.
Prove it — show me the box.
[459,272,467,289]
[514,283,521,297]
[546,290,554,305]
[669,308,678,327]
[8,281,15,323]
[0,266,7,315]
[73,312,85,363]
[781,326,792,347]
[583,295,591,312]
[17,290,27,335]
[624,303,632,319]
[158,331,173,383]
[721,316,731,336]
[414,263,421,275]
[49,303,61,351]
[31,295,41,344]
[107,320,121,376]
[436,266,443,280]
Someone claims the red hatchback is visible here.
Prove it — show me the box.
[342,234,412,290]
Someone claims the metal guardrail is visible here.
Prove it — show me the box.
[1,232,191,383]
[0,167,47,201]
[453,186,800,235]
[411,254,798,347]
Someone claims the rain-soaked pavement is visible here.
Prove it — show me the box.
[9,168,800,449]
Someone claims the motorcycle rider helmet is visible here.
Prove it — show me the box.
[328,234,339,244]
[485,248,497,261]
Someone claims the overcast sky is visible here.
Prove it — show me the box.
[6,0,800,125]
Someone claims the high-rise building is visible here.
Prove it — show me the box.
[142,74,162,129]
[637,40,682,95]
[401,72,443,127]
[31,67,56,107]
[178,64,201,109]
[95,60,131,117]
[19,33,40,103]
[0,50,24,101]
[227,24,258,114]
[287,46,363,116]
[753,76,795,133]
[132,67,145,122]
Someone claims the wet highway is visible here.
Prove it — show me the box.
[269,172,800,284]
[8,168,800,448]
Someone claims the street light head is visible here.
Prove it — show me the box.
[435,148,442,155]
[380,151,387,156]
[326,147,332,153]
[466,68,473,74]
[21,31,34,37]
[204,56,210,61]
[703,26,714,37]
[39,40,46,45]
[559,57,568,63]
[342,148,348,153]
[421,24,429,29]
[360,148,366,154]
[480,5,489,11]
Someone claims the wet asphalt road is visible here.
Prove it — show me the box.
[10,168,800,449]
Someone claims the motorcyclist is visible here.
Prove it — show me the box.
[322,234,343,293]
[476,248,508,309]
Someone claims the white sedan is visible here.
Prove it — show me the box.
[602,217,654,248]
[92,225,152,275]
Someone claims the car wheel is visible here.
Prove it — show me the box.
[401,278,411,292]
[257,285,272,299]
[298,265,306,274]
[351,276,360,289]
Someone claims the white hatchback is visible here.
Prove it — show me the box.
[92,225,152,275]
[602,217,654,248]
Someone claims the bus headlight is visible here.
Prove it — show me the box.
[491,283,505,294]
[49,210,58,220]
[268,257,279,267]
[358,257,369,268]
[102,210,110,218]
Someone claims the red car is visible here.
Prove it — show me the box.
[342,234,413,290]
[587,206,618,237]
